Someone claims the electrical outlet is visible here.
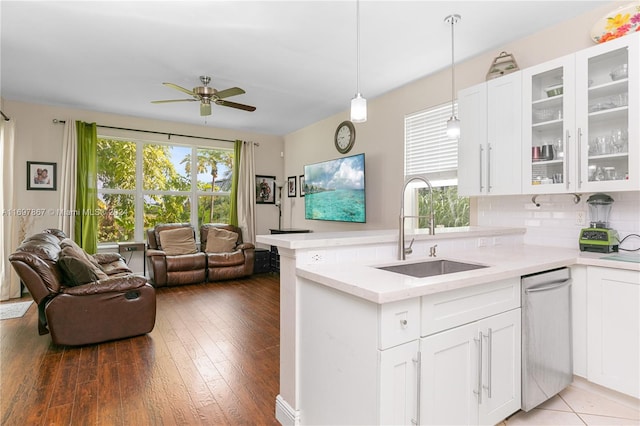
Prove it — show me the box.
[309,251,325,263]
[576,211,586,226]
[477,238,488,248]
[493,236,502,246]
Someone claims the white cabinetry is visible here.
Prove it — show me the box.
[420,279,521,426]
[523,33,639,193]
[298,276,522,425]
[458,72,522,196]
[587,266,640,398]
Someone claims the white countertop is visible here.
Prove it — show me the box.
[256,226,525,249]
[296,245,640,304]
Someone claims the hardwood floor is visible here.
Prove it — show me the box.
[0,273,281,425]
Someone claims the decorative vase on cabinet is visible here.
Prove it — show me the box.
[523,32,639,193]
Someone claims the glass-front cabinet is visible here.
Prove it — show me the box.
[523,33,639,193]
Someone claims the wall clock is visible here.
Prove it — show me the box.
[334,120,356,154]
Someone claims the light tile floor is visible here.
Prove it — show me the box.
[500,378,640,426]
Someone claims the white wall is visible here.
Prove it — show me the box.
[2,99,284,239]
[281,3,640,248]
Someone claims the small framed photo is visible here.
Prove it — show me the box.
[256,175,276,204]
[27,161,57,191]
[287,176,296,197]
[299,175,306,197]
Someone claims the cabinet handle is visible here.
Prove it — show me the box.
[473,331,483,404]
[577,128,583,189]
[479,145,484,192]
[400,319,408,328]
[566,130,571,189]
[487,143,492,193]
[483,328,493,398]
[412,352,422,426]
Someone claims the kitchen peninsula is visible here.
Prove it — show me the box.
[256,228,640,425]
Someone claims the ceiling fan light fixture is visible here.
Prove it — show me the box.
[351,93,367,123]
[200,102,212,116]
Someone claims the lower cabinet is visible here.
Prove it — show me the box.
[298,276,521,425]
[420,309,521,426]
[587,267,640,398]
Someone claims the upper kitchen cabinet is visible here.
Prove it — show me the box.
[458,72,522,196]
[523,33,639,193]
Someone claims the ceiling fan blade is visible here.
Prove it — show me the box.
[216,100,256,112]
[163,82,196,96]
[200,103,212,116]
[215,87,245,99]
[151,99,198,104]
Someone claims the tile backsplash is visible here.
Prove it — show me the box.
[477,191,640,251]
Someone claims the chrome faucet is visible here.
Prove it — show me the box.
[399,176,435,260]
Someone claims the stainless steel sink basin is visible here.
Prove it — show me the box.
[377,259,487,278]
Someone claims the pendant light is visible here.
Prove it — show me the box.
[445,14,461,139]
[350,0,367,123]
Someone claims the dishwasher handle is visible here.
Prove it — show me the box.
[525,279,571,294]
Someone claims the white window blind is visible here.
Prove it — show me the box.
[404,102,458,181]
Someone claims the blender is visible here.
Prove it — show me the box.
[579,193,619,253]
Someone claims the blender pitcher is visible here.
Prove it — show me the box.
[586,193,614,229]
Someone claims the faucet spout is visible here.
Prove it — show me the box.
[399,176,435,260]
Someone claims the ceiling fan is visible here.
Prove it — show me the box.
[151,75,256,116]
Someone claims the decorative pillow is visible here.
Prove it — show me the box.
[58,253,101,287]
[205,228,238,253]
[159,227,197,256]
[59,239,108,280]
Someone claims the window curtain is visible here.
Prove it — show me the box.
[229,140,242,226]
[237,141,256,243]
[58,119,77,238]
[0,118,21,301]
[75,121,98,254]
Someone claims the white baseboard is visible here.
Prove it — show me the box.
[275,394,300,425]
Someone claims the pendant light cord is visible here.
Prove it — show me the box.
[356,0,361,95]
[446,15,460,118]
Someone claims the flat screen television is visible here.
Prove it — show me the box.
[304,153,366,223]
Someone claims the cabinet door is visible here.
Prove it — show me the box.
[379,341,420,425]
[587,267,640,398]
[458,82,488,196]
[478,309,522,426]
[575,33,639,192]
[487,72,522,195]
[522,54,576,194]
[420,323,479,425]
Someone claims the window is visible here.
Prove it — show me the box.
[404,102,470,228]
[97,138,233,243]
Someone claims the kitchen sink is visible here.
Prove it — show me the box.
[377,259,487,278]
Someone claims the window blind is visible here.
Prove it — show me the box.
[404,102,458,180]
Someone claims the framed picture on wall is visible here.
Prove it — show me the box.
[287,176,296,197]
[27,161,57,191]
[256,175,276,204]
[299,175,305,197]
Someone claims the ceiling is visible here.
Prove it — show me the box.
[1,1,610,136]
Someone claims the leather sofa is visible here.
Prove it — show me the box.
[146,223,255,287]
[9,229,156,346]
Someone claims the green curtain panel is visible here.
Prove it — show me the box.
[229,140,242,226]
[75,121,98,254]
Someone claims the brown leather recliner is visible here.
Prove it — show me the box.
[200,223,255,281]
[9,229,156,346]
[145,223,207,287]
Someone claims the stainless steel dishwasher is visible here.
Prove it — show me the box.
[521,267,572,411]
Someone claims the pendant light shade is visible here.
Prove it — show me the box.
[350,0,367,123]
[351,93,367,123]
[445,14,461,139]
[446,116,460,139]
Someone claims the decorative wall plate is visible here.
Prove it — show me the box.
[591,3,640,44]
